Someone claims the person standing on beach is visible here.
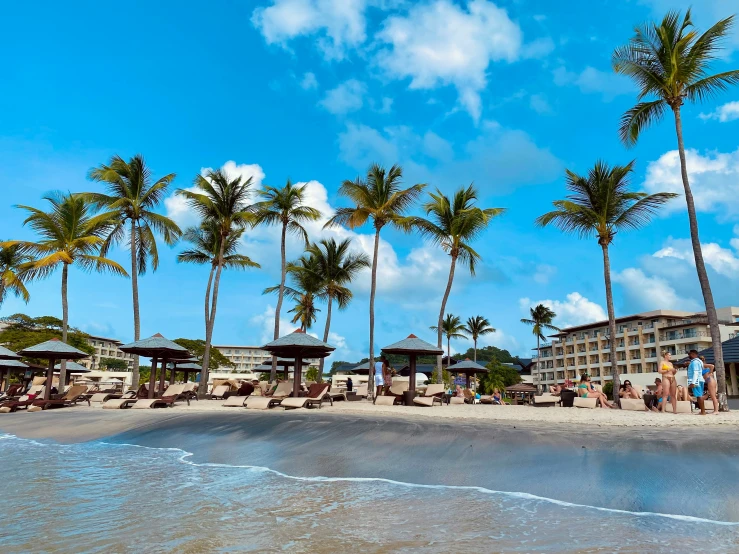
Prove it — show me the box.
[374,356,386,400]
[687,350,706,416]
[660,351,678,414]
[700,356,719,415]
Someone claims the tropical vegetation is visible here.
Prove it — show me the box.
[520,304,560,388]
[430,313,468,370]
[0,242,32,308]
[464,316,496,363]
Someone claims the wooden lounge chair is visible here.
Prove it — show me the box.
[245,396,283,410]
[0,387,46,413]
[30,385,90,410]
[413,384,445,406]
[0,384,24,402]
[102,391,140,409]
[132,384,188,409]
[222,396,248,407]
[281,384,331,410]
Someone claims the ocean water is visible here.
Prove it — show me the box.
[1,431,738,553]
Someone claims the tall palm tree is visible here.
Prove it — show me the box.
[1,192,127,387]
[406,185,504,381]
[326,164,425,399]
[176,169,254,396]
[252,180,321,382]
[177,221,260,333]
[0,243,33,309]
[613,9,739,409]
[265,254,325,332]
[520,304,560,390]
[536,161,677,396]
[87,154,181,390]
[465,316,496,363]
[303,238,370,381]
[288,292,320,331]
[430,314,468,371]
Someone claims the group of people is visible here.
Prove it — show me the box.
[373,355,395,398]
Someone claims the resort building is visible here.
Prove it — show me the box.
[533,307,739,389]
[214,345,319,372]
[79,335,136,371]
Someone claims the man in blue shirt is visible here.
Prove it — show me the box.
[687,349,706,415]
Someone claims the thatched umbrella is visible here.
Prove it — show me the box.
[449,358,488,389]
[167,360,202,384]
[254,357,311,380]
[381,334,443,394]
[261,330,335,397]
[0,358,29,392]
[119,334,190,399]
[17,339,88,400]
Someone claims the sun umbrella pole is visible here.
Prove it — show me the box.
[159,358,167,393]
[409,354,417,394]
[293,355,303,398]
[45,359,54,400]
[466,373,471,389]
[169,363,176,386]
[148,357,158,399]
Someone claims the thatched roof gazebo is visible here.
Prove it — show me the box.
[54,361,91,374]
[449,358,488,389]
[17,339,89,400]
[261,330,335,397]
[168,361,202,384]
[0,358,29,392]
[381,334,443,394]
[120,334,191,399]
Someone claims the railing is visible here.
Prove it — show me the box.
[660,332,711,341]
[662,318,708,329]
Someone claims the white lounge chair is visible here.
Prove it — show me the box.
[413,384,445,407]
[210,385,230,400]
[280,384,331,409]
[534,392,560,407]
[222,396,248,407]
[245,396,282,410]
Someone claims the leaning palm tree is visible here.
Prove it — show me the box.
[536,161,677,396]
[0,242,33,309]
[520,304,560,390]
[177,221,260,332]
[326,164,425,398]
[303,238,370,381]
[430,314,468,371]
[1,192,127,387]
[613,9,739,409]
[465,316,496,363]
[406,185,503,381]
[87,154,181,389]
[176,169,254,397]
[252,180,321,382]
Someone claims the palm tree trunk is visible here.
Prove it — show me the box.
[200,235,226,399]
[271,222,288,383]
[474,338,478,363]
[59,262,69,391]
[447,336,451,374]
[536,335,541,394]
[318,296,333,383]
[436,255,457,382]
[368,228,381,400]
[130,220,141,391]
[204,264,215,331]
[673,107,727,410]
[601,242,620,405]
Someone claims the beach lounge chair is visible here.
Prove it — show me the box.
[463,389,478,404]
[222,396,248,407]
[210,384,230,400]
[132,384,188,409]
[386,382,409,402]
[533,392,560,407]
[29,385,90,410]
[0,387,47,413]
[245,396,283,409]
[573,397,598,408]
[664,401,692,414]
[374,395,396,406]
[281,384,332,410]
[449,396,465,405]
[413,384,445,407]
[0,384,24,402]
[266,381,293,400]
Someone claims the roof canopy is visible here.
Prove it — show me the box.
[689,335,739,365]
[449,359,488,374]
[54,361,91,373]
[0,358,29,371]
[381,334,443,356]
[119,333,191,359]
[17,338,89,360]
[170,362,202,371]
[0,345,21,361]
[261,330,335,359]
[506,383,537,393]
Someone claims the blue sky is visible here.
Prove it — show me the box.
[2,0,739,364]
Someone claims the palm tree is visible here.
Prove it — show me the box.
[176,169,254,396]
[177,221,260,334]
[265,254,325,332]
[1,192,127,387]
[325,164,425,399]
[304,238,370,381]
[465,316,496,363]
[520,304,560,390]
[430,314,468,370]
[536,161,677,396]
[288,292,320,331]
[252,180,321,382]
[87,154,181,389]
[613,9,739,409]
[406,185,503,381]
[0,243,33,309]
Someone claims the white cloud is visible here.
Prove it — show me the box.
[653,237,739,279]
[553,66,634,100]
[300,71,319,90]
[613,268,703,312]
[642,148,739,220]
[374,0,524,120]
[519,293,607,329]
[529,93,552,115]
[164,161,265,229]
[699,101,739,122]
[378,97,393,114]
[249,304,298,345]
[533,264,557,284]
[319,79,366,115]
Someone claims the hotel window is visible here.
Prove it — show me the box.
[683,328,697,339]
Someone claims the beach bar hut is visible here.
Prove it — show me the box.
[261,330,335,398]
[381,334,443,397]
[17,339,89,400]
[0,359,29,392]
[449,359,488,389]
[119,334,191,399]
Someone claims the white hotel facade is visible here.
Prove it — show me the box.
[214,345,319,373]
[533,307,739,388]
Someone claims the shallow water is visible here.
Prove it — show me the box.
[1,432,738,553]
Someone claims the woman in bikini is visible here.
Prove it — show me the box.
[577,375,613,409]
[660,351,677,414]
[700,356,719,414]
